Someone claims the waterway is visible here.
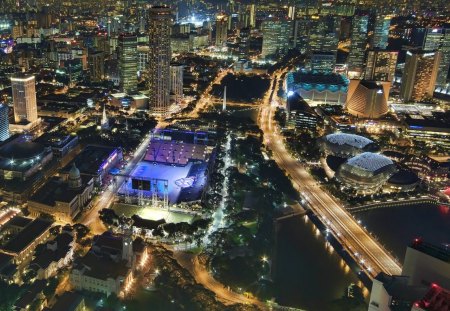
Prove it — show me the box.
[275,215,367,310]
[357,203,450,263]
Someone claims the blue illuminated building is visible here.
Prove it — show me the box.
[286,70,349,105]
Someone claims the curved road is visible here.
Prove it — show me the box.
[259,71,402,278]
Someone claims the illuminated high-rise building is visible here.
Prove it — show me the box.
[372,15,391,49]
[365,50,398,82]
[238,27,250,59]
[261,18,292,59]
[423,28,444,50]
[248,4,256,28]
[347,14,369,78]
[308,15,340,55]
[400,50,441,102]
[422,28,450,88]
[170,63,183,105]
[11,73,38,124]
[147,6,172,114]
[0,104,9,141]
[118,33,138,94]
[215,14,228,47]
[88,51,105,83]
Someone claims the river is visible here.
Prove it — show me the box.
[275,215,368,310]
[357,203,450,263]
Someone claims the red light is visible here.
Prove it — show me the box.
[431,283,438,288]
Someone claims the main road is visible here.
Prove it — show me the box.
[259,70,402,278]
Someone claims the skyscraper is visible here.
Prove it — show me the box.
[365,50,398,82]
[238,27,250,59]
[400,50,441,102]
[147,6,172,114]
[308,15,340,55]
[0,104,9,141]
[215,13,228,47]
[422,28,450,88]
[118,33,138,94]
[11,73,37,124]
[248,4,256,28]
[88,51,105,83]
[347,14,369,78]
[170,63,183,105]
[261,18,292,59]
[372,15,391,49]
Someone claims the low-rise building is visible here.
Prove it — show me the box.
[286,93,320,131]
[43,291,85,311]
[30,232,75,280]
[28,164,94,223]
[319,133,379,158]
[337,152,397,194]
[61,145,123,185]
[34,133,79,159]
[0,217,53,267]
[70,231,140,296]
[0,138,53,181]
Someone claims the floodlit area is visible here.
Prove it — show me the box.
[113,203,194,223]
[118,160,207,204]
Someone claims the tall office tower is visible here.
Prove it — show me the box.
[372,15,391,49]
[311,52,336,72]
[11,73,38,124]
[238,27,250,59]
[423,28,450,88]
[137,45,150,73]
[215,13,228,47]
[293,17,309,50]
[118,33,138,94]
[308,15,340,55]
[147,6,172,114]
[261,18,292,59]
[423,28,444,50]
[365,50,398,82]
[347,14,369,78]
[0,104,9,141]
[248,4,256,28]
[170,63,183,105]
[88,51,105,82]
[400,50,441,102]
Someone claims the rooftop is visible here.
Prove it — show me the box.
[346,152,394,172]
[34,133,78,149]
[287,70,349,89]
[6,215,32,228]
[374,273,428,301]
[325,133,374,149]
[0,142,46,160]
[63,145,119,176]
[30,176,92,206]
[73,252,129,281]
[45,291,84,311]
[1,218,52,254]
[30,233,74,270]
[410,240,450,263]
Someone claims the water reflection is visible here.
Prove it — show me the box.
[275,215,366,310]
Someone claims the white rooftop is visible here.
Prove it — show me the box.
[325,133,374,149]
[346,152,394,172]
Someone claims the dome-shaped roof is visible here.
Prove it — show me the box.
[69,163,80,179]
[0,142,45,160]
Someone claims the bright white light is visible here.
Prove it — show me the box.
[287,90,295,97]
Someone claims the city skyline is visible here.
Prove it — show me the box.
[0,1,448,311]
